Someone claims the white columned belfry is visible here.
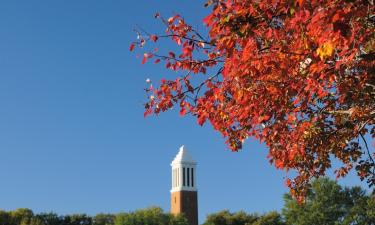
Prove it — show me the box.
[170,145,198,225]
[171,145,197,192]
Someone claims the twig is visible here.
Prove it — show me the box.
[360,133,375,175]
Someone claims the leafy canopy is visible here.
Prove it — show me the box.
[282,177,375,225]
[131,0,375,200]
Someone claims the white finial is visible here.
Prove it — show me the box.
[171,145,196,165]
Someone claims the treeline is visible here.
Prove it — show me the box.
[0,207,187,225]
[1,178,374,225]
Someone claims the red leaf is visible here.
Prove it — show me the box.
[150,35,158,42]
[197,114,207,126]
[179,107,187,116]
[144,108,152,117]
[203,14,214,26]
[129,43,135,52]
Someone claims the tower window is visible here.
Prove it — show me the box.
[175,169,177,187]
[183,167,186,186]
[173,169,176,188]
[187,167,190,186]
[191,168,194,187]
[177,168,180,187]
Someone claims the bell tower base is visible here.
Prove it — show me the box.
[171,190,198,225]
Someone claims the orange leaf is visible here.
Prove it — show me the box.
[142,53,148,64]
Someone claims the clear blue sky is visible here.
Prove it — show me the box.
[0,1,369,223]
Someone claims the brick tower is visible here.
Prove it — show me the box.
[171,146,198,225]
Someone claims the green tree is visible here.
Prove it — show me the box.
[114,207,188,225]
[341,186,375,225]
[253,212,286,225]
[29,217,45,225]
[93,213,115,225]
[282,177,375,225]
[202,210,258,225]
[10,208,34,225]
[63,214,93,225]
[170,214,190,225]
[0,210,12,225]
[34,212,64,225]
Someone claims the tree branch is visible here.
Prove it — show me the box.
[360,133,375,175]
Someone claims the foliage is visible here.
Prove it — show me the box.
[33,213,64,225]
[63,214,92,225]
[0,210,12,225]
[114,207,188,225]
[11,208,34,225]
[282,177,375,225]
[131,0,375,199]
[202,210,286,225]
[0,207,186,225]
[202,210,258,225]
[93,213,115,225]
[252,212,286,225]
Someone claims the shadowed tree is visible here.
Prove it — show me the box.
[114,207,188,225]
[282,177,375,225]
[33,212,64,225]
[63,214,92,225]
[253,212,286,225]
[93,213,115,225]
[0,210,12,225]
[202,210,258,225]
[10,208,34,225]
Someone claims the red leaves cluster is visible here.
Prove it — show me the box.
[132,0,375,201]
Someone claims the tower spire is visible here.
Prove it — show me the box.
[171,145,198,225]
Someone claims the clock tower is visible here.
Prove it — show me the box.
[171,146,198,225]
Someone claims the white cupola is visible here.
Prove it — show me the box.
[171,145,197,192]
